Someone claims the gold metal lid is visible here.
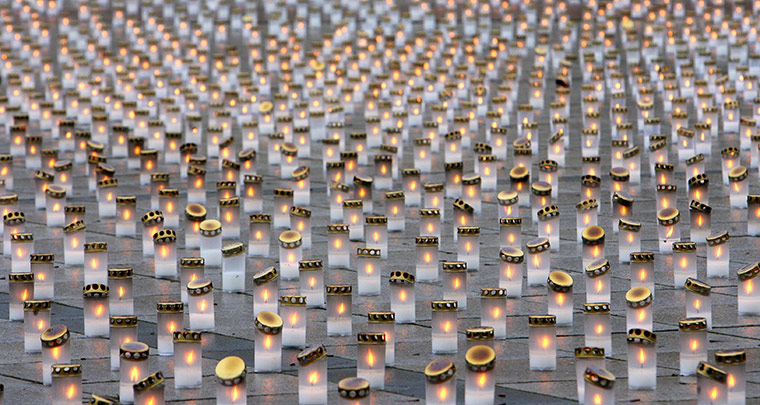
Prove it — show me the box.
[537,205,559,220]
[279,230,302,247]
[280,295,306,306]
[83,283,109,297]
[531,181,551,195]
[327,224,349,233]
[415,236,438,246]
[187,278,213,296]
[199,219,222,236]
[581,175,601,187]
[465,345,495,371]
[179,257,205,268]
[110,316,137,328]
[528,315,556,326]
[442,261,467,272]
[497,190,518,205]
[368,311,395,323]
[9,272,34,282]
[584,366,615,389]
[133,371,164,393]
[706,231,729,246]
[222,241,245,257]
[715,350,747,365]
[253,267,279,285]
[297,345,327,366]
[365,216,387,225]
[156,302,183,313]
[457,226,480,235]
[425,358,456,384]
[575,347,605,358]
[389,271,415,284]
[141,210,164,225]
[657,207,680,224]
[526,237,550,253]
[24,300,51,312]
[215,356,246,384]
[585,258,610,277]
[584,302,611,314]
[625,286,652,307]
[509,166,530,181]
[548,270,573,292]
[424,183,444,192]
[30,253,54,263]
[729,166,748,182]
[45,184,66,198]
[627,328,657,344]
[298,260,322,270]
[689,200,712,213]
[120,341,149,359]
[51,363,82,377]
[481,288,507,298]
[609,167,630,181]
[41,324,69,346]
[684,278,711,296]
[576,199,598,211]
[499,247,524,263]
[116,196,136,205]
[357,332,386,344]
[10,232,33,242]
[582,225,605,244]
[254,311,283,334]
[697,362,727,383]
[249,213,271,223]
[679,317,708,331]
[326,284,352,295]
[419,208,440,217]
[431,300,458,311]
[152,229,176,243]
[737,262,760,281]
[453,198,474,213]
[338,377,370,399]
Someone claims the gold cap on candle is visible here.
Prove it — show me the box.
[609,167,630,181]
[424,183,444,193]
[697,362,727,383]
[575,347,605,358]
[133,371,164,393]
[253,267,278,285]
[357,332,386,344]
[9,272,34,283]
[45,184,66,198]
[326,284,352,295]
[584,302,611,314]
[297,345,327,367]
[24,299,51,312]
[497,190,518,205]
[625,286,652,308]
[547,270,573,292]
[657,207,680,225]
[184,204,207,221]
[141,210,164,225]
[584,366,615,389]
[221,241,245,257]
[612,191,634,206]
[298,260,323,271]
[481,288,507,298]
[585,258,611,277]
[338,377,370,399]
[30,253,54,263]
[280,295,306,306]
[173,330,202,343]
[619,219,641,232]
[120,341,149,360]
[531,181,551,196]
[279,230,302,248]
[715,350,747,365]
[389,271,415,284]
[83,283,109,297]
[537,205,559,220]
[431,300,458,311]
[180,257,205,268]
[689,200,712,213]
[737,262,760,281]
[215,356,246,385]
[41,324,69,347]
[156,302,183,313]
[51,363,82,377]
[63,219,85,233]
[199,219,222,236]
[249,213,272,223]
[706,231,729,246]
[110,316,137,328]
[576,199,598,211]
[627,328,657,344]
[528,315,557,326]
[425,358,456,384]
[581,225,605,244]
[419,208,440,217]
[187,278,213,296]
[465,345,495,371]
[152,229,176,243]
[368,311,395,323]
[685,278,711,296]
[499,247,524,263]
[679,317,708,331]
[672,242,697,252]
[526,237,550,253]
[255,311,283,334]
[509,166,530,182]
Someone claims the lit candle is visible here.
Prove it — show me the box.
[297,345,328,404]
[669,240,696,287]
[139,149,158,186]
[457,226,480,270]
[425,358,456,405]
[216,356,247,403]
[697,362,728,404]
[685,155,706,184]
[627,328,657,390]
[353,247,381,296]
[10,233,33,274]
[186,165,207,205]
[706,231,730,278]
[51,363,82,405]
[529,315,557,370]
[685,278,713,329]
[424,183,445,221]
[727,166,749,209]
[402,168,422,206]
[280,142,299,179]
[41,325,70,385]
[325,160,345,186]
[109,316,138,370]
[0,155,13,190]
[650,142,669,176]
[158,189,179,229]
[173,330,202,388]
[278,295,306,348]
[412,236,439,282]
[546,271,573,326]
[364,217,388,259]
[273,188,294,229]
[31,253,54,300]
[341,200,364,241]
[627,251,654,294]
[357,332,386,389]
[326,284,352,336]
[156,301,183,357]
[116,196,137,237]
[548,131,566,167]
[715,350,746,404]
[464,345,495,405]
[479,288,507,339]
[243,175,263,214]
[246,213,271,257]
[187,278,215,331]
[221,242,246,292]
[254,311,283,372]
[82,283,109,337]
[278,230,302,280]
[0,194,18,238]
[292,166,311,206]
[23,299,50,353]
[580,225,604,269]
[45,185,66,227]
[368,312,396,365]
[461,175,482,214]
[338,377,370,404]
[133,371,165,405]
[34,170,54,210]
[431,300,458,354]
[581,257,611,302]
[323,223,350,268]
[679,317,708,376]
[141,211,164,258]
[252,266,279,316]
[445,131,463,163]
[418,208,441,239]
[656,184,677,214]
[657,208,680,253]
[153,230,177,279]
[414,138,433,173]
[583,366,615,405]
[199,219,223,267]
[95,178,118,219]
[689,200,712,244]
[119,341,150,403]
[736,262,760,316]
[182,204,205,250]
[584,302,612,354]
[582,128,600,155]
[583,156,601,178]
[526,237,551,286]
[353,176,373,214]
[575,348,606,404]
[497,191,519,219]
[25,135,42,169]
[389,271,415,323]
[384,191,405,232]
[444,162,463,199]
[626,285,653,331]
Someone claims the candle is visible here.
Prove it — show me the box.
[280,295,307,348]
[199,219,222,267]
[452,199,475,241]
[689,200,712,244]
[729,166,749,208]
[186,165,207,205]
[626,251,654,294]
[685,155,706,183]
[411,236,439,282]
[110,316,138,370]
[280,142,299,179]
[354,247,381,296]
[298,345,328,404]
[445,131,462,163]
[243,175,263,214]
[424,183,445,220]
[531,182,552,225]
[353,176,374,213]
[461,175,482,214]
[414,138,432,173]
[292,166,311,206]
[357,332,386,389]
[253,266,279,316]
[327,224,350,268]
[671,240,697,287]
[247,214,271,257]
[656,184,677,214]
[364,217,388,258]
[278,230,302,280]
[464,345,495,405]
[697,362,728,404]
[625,285,653,331]
[509,166,531,208]
[402,168,422,206]
[584,303,612,354]
[173,330,202,388]
[583,366,615,405]
[157,189,179,229]
[155,301,184,356]
[23,300,50,353]
[715,350,746,404]
[119,341,150,403]
[384,191,405,232]
[133,371,165,405]
[721,147,740,186]
[679,317,708,376]
[368,312,396,365]
[139,150,158,186]
[627,328,657,390]
[0,194,18,238]
[343,200,364,241]
[95,178,118,219]
[457,227,480,271]
[736,262,760,316]
[529,315,557,370]
[222,242,246,292]
[431,300,458,354]
[0,156,13,190]
[498,216,521,249]
[30,253,54,301]
[389,271,416,323]
[583,156,601,178]
[526,237,551,286]
[478,288,506,339]
[706,231,730,278]
[685,278,713,329]
[51,363,82,405]
[548,130,565,167]
[187,278,215,331]
[215,356,247,404]
[338,377,370,404]
[45,185,66,226]
[10,233,33,273]
[153,230,177,279]
[497,192,519,220]
[253,311,283,373]
[41,325,70,385]
[581,176,601,212]
[657,208,680,253]
[425,358,456,405]
[115,196,137,237]
[128,137,146,170]
[575,348,606,404]
[444,162,463,199]
[546,271,573,326]
[326,285,352,336]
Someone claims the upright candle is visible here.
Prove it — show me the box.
[627,328,657,390]
[715,350,746,404]
[298,345,328,405]
[119,342,150,403]
[583,366,615,405]
[357,332,386,389]
[575,348,606,404]
[697,362,728,404]
[424,358,456,405]
[464,345,496,405]
[174,330,203,388]
[679,317,708,376]
[215,356,247,405]
[685,278,713,329]
[156,302,183,356]
[389,271,416,324]
[51,363,82,405]
[187,278,215,331]
[529,315,557,371]
[41,325,70,386]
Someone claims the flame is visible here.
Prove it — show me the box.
[168,321,176,333]
[37,273,46,281]
[715,247,722,258]
[399,290,407,302]
[288,253,295,263]
[556,293,564,306]
[438,386,448,401]
[373,232,380,242]
[478,373,487,388]
[533,255,540,267]
[690,339,698,352]
[308,371,319,385]
[728,373,735,388]
[71,238,79,248]
[366,264,373,275]
[232,386,239,401]
[465,241,471,252]
[710,387,719,400]
[262,289,270,302]
[334,239,341,249]
[427,223,434,233]
[37,319,45,330]
[541,336,550,349]
[130,366,139,382]
[638,309,646,322]
[264,335,272,349]
[665,227,674,238]
[593,394,602,405]
[443,321,451,333]
[694,299,701,310]
[367,349,375,367]
[492,307,501,319]
[639,348,646,364]
[248,188,255,197]
[747,279,754,294]
[67,384,76,399]
[124,210,131,220]
[199,299,206,312]
[52,347,59,360]
[596,324,604,335]
[95,304,104,317]
[338,303,345,314]
[186,350,195,364]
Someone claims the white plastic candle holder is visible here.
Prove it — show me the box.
[679,317,708,376]
[465,345,496,404]
[453,199,475,241]
[45,184,66,226]
[157,189,179,229]
[10,232,33,274]
[23,299,50,353]
[187,278,215,331]
[298,345,328,404]
[457,227,480,271]
[575,348,606,404]
[673,241,698,287]
[389,271,416,324]
[292,166,311,207]
[706,231,730,278]
[41,325,71,386]
[657,208,681,253]
[280,295,307,348]
[419,208,441,239]
[384,191,405,232]
[431,300,458,354]
[357,332,386,390]
[253,266,280,317]
[248,214,271,257]
[109,316,138,370]
[656,184,677,214]
[156,302,183,356]
[531,182,552,225]
[424,358,456,405]
[153,230,177,279]
[141,211,164,258]
[584,303,612,354]
[689,200,712,245]
[626,286,653,332]
[444,162,463,199]
[108,267,133,316]
[715,350,746,404]
[119,341,150,403]
[31,253,54,300]
[222,242,246,292]
[402,168,421,206]
[529,315,557,371]
[115,196,137,237]
[174,330,203,388]
[685,278,713,329]
[243,174,263,214]
[51,363,82,405]
[83,283,109,338]
[368,312,396,365]
[424,183,445,220]
[526,237,551,286]
[326,285,352,336]
[254,311,283,373]
[627,328,657,390]
[583,366,615,405]
[696,362,728,403]
[199,219,223,267]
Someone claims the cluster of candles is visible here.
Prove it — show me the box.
[2,0,760,403]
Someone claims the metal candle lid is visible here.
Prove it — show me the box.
[737,263,760,281]
[705,231,729,246]
[253,267,279,285]
[297,345,327,366]
[24,300,51,312]
[215,356,246,385]
[187,278,213,296]
[425,358,456,384]
[51,363,82,378]
[497,190,518,205]
[389,271,415,284]
[528,315,556,326]
[357,332,386,344]
[83,283,109,298]
[41,324,69,347]
[715,350,747,365]
[697,362,727,383]
[326,284,352,295]
[156,302,184,313]
[584,366,615,389]
[657,207,680,225]
[431,300,458,311]
[547,270,573,292]
[684,278,711,296]
[465,345,495,371]
[625,286,652,307]
[582,225,605,244]
[627,328,657,344]
[254,311,283,334]
[679,317,708,331]
[585,258,610,278]
[110,316,137,328]
[141,210,164,225]
[279,230,302,247]
[120,341,149,360]
[526,237,550,253]
[180,257,205,268]
[338,377,370,399]
[575,347,605,358]
[199,219,222,236]
[133,371,164,393]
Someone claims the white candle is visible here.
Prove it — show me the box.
[187,278,215,331]
[715,350,746,404]
[389,271,416,323]
[119,341,150,403]
[529,315,557,371]
[133,371,166,405]
[174,330,203,388]
[424,358,457,405]
[326,285,352,336]
[215,356,247,404]
[583,366,615,405]
[706,231,730,278]
[156,302,183,356]
[627,328,657,390]
[679,317,708,376]
[685,278,713,329]
[357,332,386,389]
[464,345,496,405]
[696,362,728,403]
[575,348,607,403]
[23,300,50,353]
[431,300,458,354]
[297,345,328,404]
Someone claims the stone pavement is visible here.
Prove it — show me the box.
[0,0,760,404]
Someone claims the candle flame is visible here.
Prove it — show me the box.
[37,319,45,330]
[95,304,104,317]
[399,290,407,302]
[443,321,451,333]
[52,346,59,360]
[478,373,487,388]
[690,339,698,352]
[124,210,131,220]
[308,371,319,385]
[130,366,139,382]
[465,241,471,252]
[710,387,718,400]
[747,279,754,294]
[186,350,195,364]
[67,384,75,399]
[338,303,345,314]
[373,232,380,242]
[232,386,239,401]
[264,335,272,349]
[366,264,373,275]
[71,238,78,248]
[90,258,98,268]
[438,386,448,401]
[638,309,646,322]
[367,349,375,367]
[541,336,550,349]
[715,247,722,258]
[596,324,603,334]
[119,286,125,298]
[262,289,269,302]
[199,299,206,312]
[665,227,674,238]
[639,348,646,364]
[694,299,701,310]
[728,373,735,388]
[492,307,500,319]
[290,312,298,326]
[593,394,602,405]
